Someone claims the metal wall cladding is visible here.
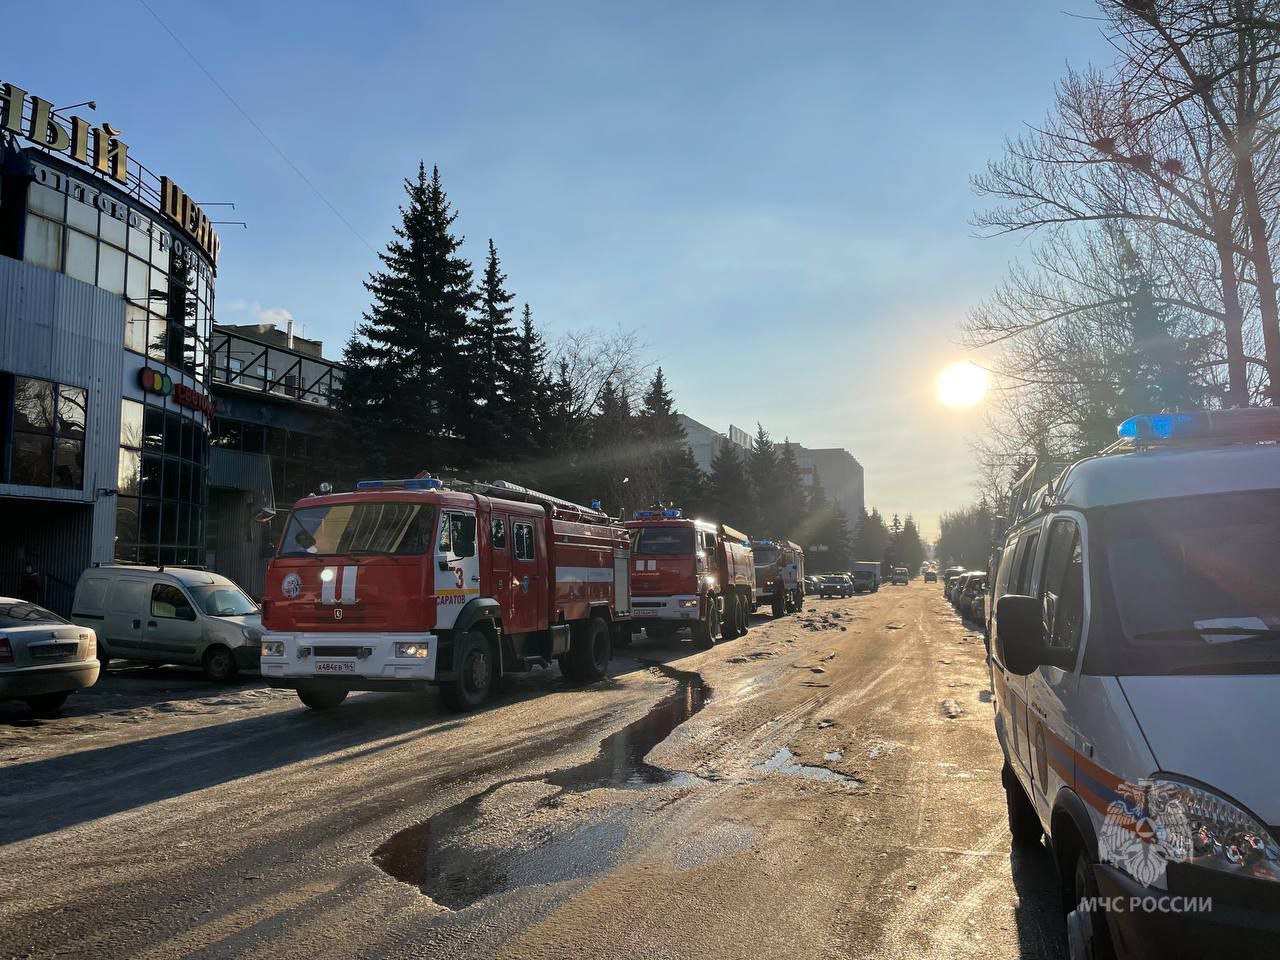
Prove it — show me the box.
[208,448,275,599]
[0,256,127,609]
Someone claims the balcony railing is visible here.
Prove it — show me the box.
[208,328,344,407]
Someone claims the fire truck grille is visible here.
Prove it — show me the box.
[311,645,365,658]
[632,601,666,608]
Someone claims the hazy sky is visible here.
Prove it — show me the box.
[8,1,1115,536]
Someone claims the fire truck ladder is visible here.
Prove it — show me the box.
[466,480,612,523]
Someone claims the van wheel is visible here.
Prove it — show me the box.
[693,600,720,650]
[202,645,237,682]
[1002,761,1042,846]
[297,686,348,710]
[1067,851,1116,960]
[26,691,70,717]
[442,630,496,710]
[564,617,611,684]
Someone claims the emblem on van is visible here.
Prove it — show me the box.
[282,574,301,599]
[1099,780,1190,887]
[333,607,344,621]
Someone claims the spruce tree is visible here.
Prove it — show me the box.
[776,440,806,534]
[508,303,551,463]
[344,163,477,475]
[638,368,705,513]
[470,239,519,463]
[706,441,755,530]
[746,423,781,533]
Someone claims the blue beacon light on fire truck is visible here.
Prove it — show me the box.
[356,477,445,490]
[633,508,683,519]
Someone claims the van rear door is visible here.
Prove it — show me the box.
[104,577,150,656]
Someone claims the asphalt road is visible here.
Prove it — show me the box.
[0,583,1067,959]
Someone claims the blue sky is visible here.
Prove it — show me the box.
[7,1,1114,535]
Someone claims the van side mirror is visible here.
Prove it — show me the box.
[996,594,1044,676]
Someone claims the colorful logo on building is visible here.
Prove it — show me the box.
[138,367,173,396]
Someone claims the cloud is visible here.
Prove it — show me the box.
[220,299,296,329]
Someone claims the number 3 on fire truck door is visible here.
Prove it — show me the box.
[435,510,479,629]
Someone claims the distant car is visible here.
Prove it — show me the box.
[944,570,968,600]
[0,597,100,716]
[924,569,938,583]
[818,574,853,598]
[72,566,263,681]
[850,570,877,593]
[891,567,909,585]
[949,572,974,606]
[958,574,987,619]
[971,591,987,633]
[804,575,822,596]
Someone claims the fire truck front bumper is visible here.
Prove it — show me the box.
[630,595,702,621]
[259,631,440,687]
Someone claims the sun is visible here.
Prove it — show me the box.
[936,361,989,409]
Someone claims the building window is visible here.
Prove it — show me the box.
[1,374,86,489]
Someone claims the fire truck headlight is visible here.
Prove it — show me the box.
[395,642,431,658]
[678,599,699,608]
[261,640,285,658]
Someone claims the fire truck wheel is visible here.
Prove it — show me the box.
[564,617,611,683]
[296,686,348,710]
[794,589,804,612]
[442,630,496,711]
[737,593,750,635]
[693,601,721,650]
[771,594,786,619]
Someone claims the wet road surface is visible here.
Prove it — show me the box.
[0,583,1066,959]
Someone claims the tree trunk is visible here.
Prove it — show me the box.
[1239,151,1280,403]
[1214,224,1250,405]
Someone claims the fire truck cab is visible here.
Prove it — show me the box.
[259,477,631,711]
[625,509,755,648]
[750,538,805,617]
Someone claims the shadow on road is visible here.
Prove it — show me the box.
[1008,839,1069,959]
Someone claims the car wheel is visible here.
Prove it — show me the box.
[26,691,71,716]
[693,599,721,650]
[564,617,611,683]
[296,686,348,710]
[1066,850,1116,960]
[1003,761,1042,846]
[96,643,110,682]
[202,645,237,682]
[443,629,497,708]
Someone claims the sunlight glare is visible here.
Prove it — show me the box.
[936,361,988,409]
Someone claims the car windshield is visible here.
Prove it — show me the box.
[821,575,843,583]
[853,571,872,579]
[753,546,778,566]
[191,584,258,617]
[0,601,66,627]
[630,527,694,555]
[1094,490,1280,674]
[278,502,435,557]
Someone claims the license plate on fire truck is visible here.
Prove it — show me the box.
[315,660,356,674]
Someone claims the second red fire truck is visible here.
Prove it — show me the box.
[625,508,755,647]
[259,477,631,711]
[750,538,805,617]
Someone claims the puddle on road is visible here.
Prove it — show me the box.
[372,662,709,909]
[754,747,861,789]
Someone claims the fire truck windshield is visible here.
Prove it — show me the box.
[277,502,435,557]
[630,527,695,555]
[753,546,778,566]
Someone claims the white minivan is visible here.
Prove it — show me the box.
[72,566,263,680]
[990,410,1280,959]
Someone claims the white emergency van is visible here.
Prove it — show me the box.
[990,410,1280,958]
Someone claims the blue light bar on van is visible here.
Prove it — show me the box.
[1117,409,1280,443]
[356,477,444,490]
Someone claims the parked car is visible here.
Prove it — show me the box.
[72,566,263,681]
[804,575,822,596]
[924,569,938,583]
[0,597,99,715]
[891,567,909,585]
[943,568,966,598]
[949,572,974,606]
[958,574,987,619]
[817,574,853,598]
[850,570,877,593]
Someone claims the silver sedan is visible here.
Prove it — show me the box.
[0,597,100,715]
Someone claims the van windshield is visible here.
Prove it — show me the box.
[278,502,435,558]
[630,527,694,555]
[1094,490,1280,675]
[191,584,258,617]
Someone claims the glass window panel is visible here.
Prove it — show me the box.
[23,216,62,271]
[180,461,193,502]
[65,228,97,284]
[212,419,241,450]
[148,272,168,318]
[120,399,144,449]
[242,424,265,454]
[99,211,126,247]
[118,446,140,496]
[56,385,86,437]
[28,183,64,218]
[11,434,52,486]
[126,255,148,303]
[287,431,307,459]
[159,546,179,566]
[147,317,168,362]
[150,233,170,271]
[53,438,84,489]
[164,413,182,457]
[143,407,164,451]
[124,305,148,353]
[140,453,162,498]
[138,544,158,566]
[66,194,98,232]
[14,377,54,432]
[181,419,194,462]
[97,243,125,295]
[161,501,178,546]
[266,427,287,457]
[129,221,151,258]
[163,457,179,500]
[140,499,160,545]
[175,504,188,548]
[115,496,139,550]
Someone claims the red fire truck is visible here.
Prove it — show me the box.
[259,477,632,711]
[750,538,805,617]
[625,509,755,648]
